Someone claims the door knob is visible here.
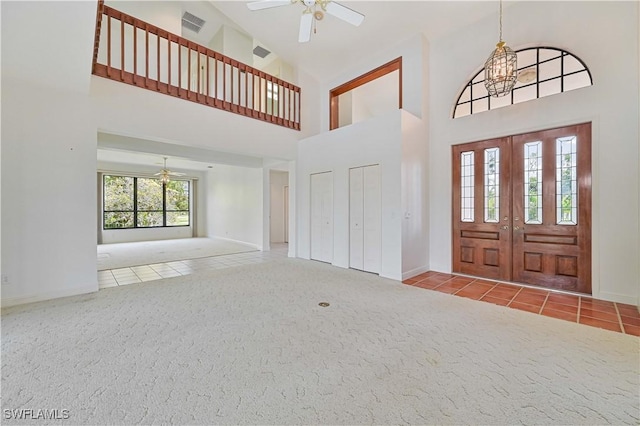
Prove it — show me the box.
[501,225,509,230]
[514,225,521,231]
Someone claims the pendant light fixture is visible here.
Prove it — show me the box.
[484,0,517,97]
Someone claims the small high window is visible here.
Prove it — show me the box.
[453,47,592,118]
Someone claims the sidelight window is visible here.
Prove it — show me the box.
[461,151,475,222]
[524,142,543,224]
[484,148,500,223]
[556,136,578,225]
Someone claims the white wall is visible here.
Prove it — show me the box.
[1,1,97,307]
[222,26,253,65]
[352,70,400,125]
[269,170,288,243]
[297,111,404,280]
[1,1,95,94]
[401,112,429,279]
[91,77,299,161]
[206,164,263,249]
[1,79,98,307]
[97,160,207,244]
[105,1,182,34]
[319,34,428,133]
[429,1,639,304]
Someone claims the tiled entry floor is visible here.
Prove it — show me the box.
[98,244,289,289]
[403,271,640,337]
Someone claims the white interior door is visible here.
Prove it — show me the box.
[310,172,333,263]
[349,168,364,270]
[349,165,381,273]
[363,165,381,273]
[284,185,289,243]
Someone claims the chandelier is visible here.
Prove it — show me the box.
[484,0,517,97]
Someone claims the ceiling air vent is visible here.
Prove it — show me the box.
[253,45,271,59]
[182,11,205,34]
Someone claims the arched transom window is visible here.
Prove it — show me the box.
[453,47,592,119]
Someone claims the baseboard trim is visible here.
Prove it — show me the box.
[402,265,430,281]
[211,236,259,250]
[1,284,97,308]
[597,291,638,307]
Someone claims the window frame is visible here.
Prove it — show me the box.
[102,174,191,230]
[453,47,593,119]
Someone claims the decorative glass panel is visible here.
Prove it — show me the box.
[539,79,561,98]
[556,136,578,225]
[524,141,543,224]
[461,151,475,222]
[453,47,592,119]
[484,148,500,223]
[563,71,591,92]
[539,58,561,81]
[513,85,537,104]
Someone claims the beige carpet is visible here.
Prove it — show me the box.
[2,259,639,425]
[97,237,257,270]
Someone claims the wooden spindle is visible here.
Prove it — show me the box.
[120,19,124,80]
[107,15,111,76]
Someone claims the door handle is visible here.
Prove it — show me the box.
[501,225,509,230]
[514,225,521,231]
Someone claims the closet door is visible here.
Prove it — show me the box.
[350,165,381,273]
[349,168,364,270]
[310,172,333,263]
[363,165,381,273]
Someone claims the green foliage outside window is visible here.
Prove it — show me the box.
[103,175,190,229]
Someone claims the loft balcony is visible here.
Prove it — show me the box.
[91,1,301,130]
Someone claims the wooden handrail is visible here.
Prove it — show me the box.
[92,5,301,130]
[91,0,105,73]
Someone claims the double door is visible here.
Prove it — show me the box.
[452,123,592,294]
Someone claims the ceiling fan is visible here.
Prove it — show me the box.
[154,157,186,183]
[247,0,365,43]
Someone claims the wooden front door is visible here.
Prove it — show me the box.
[452,137,512,281]
[452,123,592,294]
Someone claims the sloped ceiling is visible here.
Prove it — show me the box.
[210,1,507,82]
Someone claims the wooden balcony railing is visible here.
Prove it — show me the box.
[92,4,301,130]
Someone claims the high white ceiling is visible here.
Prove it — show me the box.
[210,1,507,82]
[95,1,512,170]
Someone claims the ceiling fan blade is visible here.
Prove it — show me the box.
[168,172,187,176]
[325,1,364,26]
[247,0,291,11]
[298,13,313,43]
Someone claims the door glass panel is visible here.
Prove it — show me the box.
[484,148,500,223]
[461,151,475,222]
[524,141,543,224]
[556,136,578,225]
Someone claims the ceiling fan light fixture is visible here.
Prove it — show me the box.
[154,156,186,183]
[484,0,517,98]
[247,0,364,43]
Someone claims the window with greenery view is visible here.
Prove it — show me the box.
[103,175,190,229]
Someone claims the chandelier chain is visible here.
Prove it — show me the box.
[499,0,503,42]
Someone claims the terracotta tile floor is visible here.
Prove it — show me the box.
[403,271,640,337]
